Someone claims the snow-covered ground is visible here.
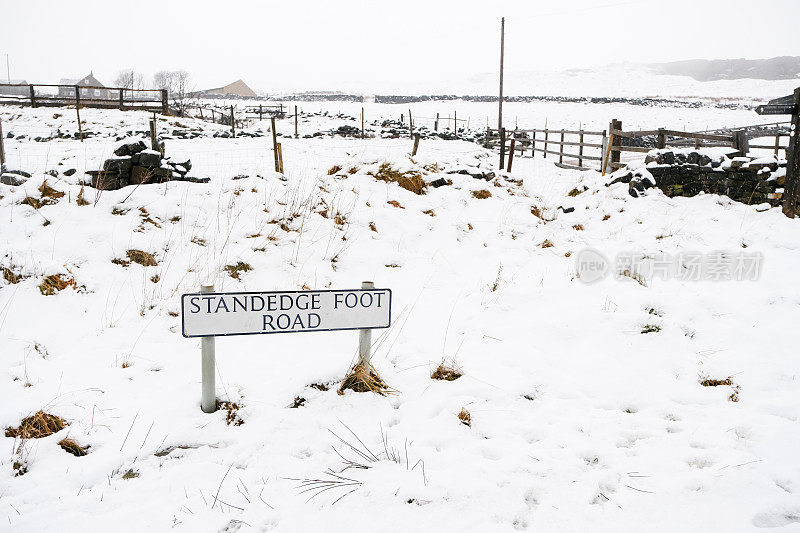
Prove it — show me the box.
[1,103,800,532]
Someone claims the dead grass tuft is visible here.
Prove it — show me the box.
[422,209,436,217]
[369,222,377,232]
[700,378,733,387]
[20,196,43,209]
[328,165,343,175]
[531,205,544,219]
[58,438,88,457]
[6,411,67,439]
[431,361,462,381]
[540,239,554,248]
[472,189,492,199]
[217,400,244,426]
[3,267,22,284]
[458,408,471,427]
[290,396,306,408]
[225,261,253,280]
[338,364,394,396]
[573,224,585,231]
[370,163,426,195]
[126,249,157,266]
[620,268,647,287]
[76,186,90,206]
[39,274,77,295]
[39,180,65,203]
[387,200,404,209]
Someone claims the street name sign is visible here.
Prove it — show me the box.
[181,288,391,338]
[755,104,798,116]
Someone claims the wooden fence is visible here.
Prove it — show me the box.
[0,83,168,114]
[485,127,607,171]
[241,104,286,120]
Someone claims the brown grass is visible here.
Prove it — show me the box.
[58,438,88,456]
[387,200,404,209]
[39,180,65,202]
[3,267,21,284]
[620,268,647,287]
[39,274,77,295]
[6,411,67,439]
[126,249,157,266]
[328,165,343,175]
[370,163,426,195]
[217,400,244,426]
[602,214,611,221]
[431,362,462,381]
[225,261,253,280]
[472,189,492,199]
[531,205,544,219]
[76,185,90,206]
[338,364,394,395]
[369,222,377,232]
[540,239,554,248]
[700,378,733,387]
[20,196,43,209]
[573,224,584,231]
[458,408,471,427]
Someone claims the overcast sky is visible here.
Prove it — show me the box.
[2,0,798,93]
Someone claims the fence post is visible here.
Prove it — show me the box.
[200,284,217,413]
[29,85,36,108]
[732,130,748,157]
[294,105,299,138]
[408,109,413,139]
[361,107,365,138]
[149,118,157,151]
[357,281,375,367]
[578,129,584,168]
[543,128,549,159]
[230,106,235,138]
[270,117,280,173]
[507,137,515,172]
[609,119,622,170]
[657,128,666,149]
[75,90,84,143]
[159,90,167,115]
[119,89,124,111]
[435,112,439,131]
[0,118,5,167]
[499,127,506,169]
[559,129,565,164]
[277,142,284,174]
[259,104,263,121]
[454,111,458,139]
[782,87,800,218]
[775,132,781,158]
[412,134,420,156]
[531,130,536,158]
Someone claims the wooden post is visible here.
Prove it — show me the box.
[412,134,420,156]
[408,109,413,138]
[361,107,365,138]
[543,128,549,159]
[657,128,666,149]
[294,105,298,138]
[270,116,280,173]
[199,107,204,120]
[454,111,458,139]
[531,130,536,158]
[578,129,584,168]
[149,118,157,151]
[211,108,216,123]
[498,17,504,148]
[161,89,168,115]
[230,105,235,138]
[29,85,36,108]
[119,89,124,110]
[0,118,5,167]
[609,119,622,170]
[732,130,748,156]
[259,104,263,121]
[277,142,284,174]
[775,132,781,158]
[559,129,565,164]
[400,113,404,124]
[507,137,515,172]
[499,127,506,169]
[435,112,439,131]
[782,87,800,218]
[75,89,84,143]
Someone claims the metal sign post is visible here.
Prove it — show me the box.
[183,284,392,411]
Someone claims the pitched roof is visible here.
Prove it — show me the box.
[203,79,257,97]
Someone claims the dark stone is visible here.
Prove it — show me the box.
[63,168,77,177]
[131,166,153,185]
[429,177,449,188]
[2,169,31,178]
[91,171,120,190]
[687,152,711,166]
[138,151,162,168]
[114,140,147,157]
[172,176,210,184]
[232,174,249,180]
[104,157,133,173]
[656,151,675,165]
[1,173,27,186]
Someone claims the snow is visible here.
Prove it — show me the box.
[1,103,800,532]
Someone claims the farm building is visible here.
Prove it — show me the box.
[58,72,113,99]
[0,79,29,96]
[198,79,257,98]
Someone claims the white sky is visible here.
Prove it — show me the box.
[2,0,799,93]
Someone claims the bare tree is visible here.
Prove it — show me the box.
[113,69,144,90]
[153,70,194,116]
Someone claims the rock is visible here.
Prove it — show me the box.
[2,169,31,178]
[729,157,751,169]
[172,176,210,184]
[656,151,676,165]
[0,173,27,186]
[137,150,162,168]
[104,157,132,173]
[63,168,77,177]
[606,170,633,186]
[429,178,449,188]
[91,171,120,190]
[130,166,154,185]
[687,152,712,166]
[114,140,147,157]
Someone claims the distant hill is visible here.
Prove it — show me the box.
[652,56,800,81]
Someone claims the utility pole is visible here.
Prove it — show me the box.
[498,17,505,169]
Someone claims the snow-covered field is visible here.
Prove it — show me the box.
[1,101,800,532]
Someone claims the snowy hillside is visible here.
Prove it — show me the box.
[1,106,800,532]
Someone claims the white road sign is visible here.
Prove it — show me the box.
[181,288,392,338]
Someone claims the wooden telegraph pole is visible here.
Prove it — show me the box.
[498,16,505,169]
